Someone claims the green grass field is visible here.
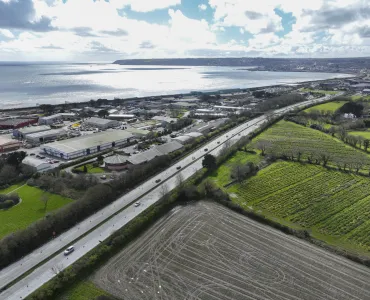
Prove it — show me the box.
[0,184,73,239]
[76,163,104,174]
[348,131,370,140]
[304,101,347,112]
[253,120,370,167]
[300,88,339,95]
[209,151,262,187]
[56,281,110,300]
[225,161,370,251]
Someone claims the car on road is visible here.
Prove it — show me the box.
[204,148,208,152]
[30,153,35,156]
[100,175,107,180]
[226,135,229,138]
[53,160,59,163]
[217,141,220,144]
[134,201,140,207]
[155,179,161,183]
[64,246,74,256]
[177,166,181,170]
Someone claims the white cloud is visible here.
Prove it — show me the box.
[110,0,180,12]
[198,4,207,11]
[240,28,244,34]
[0,29,14,38]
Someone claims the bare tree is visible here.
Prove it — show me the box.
[176,173,184,187]
[320,152,332,167]
[256,139,271,156]
[159,183,169,200]
[40,193,50,212]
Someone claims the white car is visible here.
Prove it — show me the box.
[134,202,140,207]
[64,246,74,256]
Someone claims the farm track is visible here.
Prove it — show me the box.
[92,202,370,300]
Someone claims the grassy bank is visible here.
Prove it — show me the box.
[0,184,73,239]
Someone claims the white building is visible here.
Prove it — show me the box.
[41,131,133,160]
[84,117,120,130]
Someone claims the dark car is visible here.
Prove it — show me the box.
[204,148,208,152]
[177,166,181,170]
[155,179,161,183]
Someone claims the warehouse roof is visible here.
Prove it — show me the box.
[127,149,162,165]
[85,117,117,125]
[185,132,203,138]
[152,116,177,123]
[22,157,50,169]
[27,129,66,139]
[155,141,183,155]
[126,128,150,136]
[18,125,51,134]
[104,154,127,165]
[172,136,192,143]
[40,114,63,120]
[0,118,35,126]
[42,131,133,154]
[0,136,20,146]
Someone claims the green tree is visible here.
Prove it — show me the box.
[98,110,109,118]
[202,154,217,170]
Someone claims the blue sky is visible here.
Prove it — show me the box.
[0,0,369,61]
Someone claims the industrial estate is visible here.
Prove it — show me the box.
[1,73,370,300]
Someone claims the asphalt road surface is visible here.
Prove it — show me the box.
[93,201,370,300]
[0,94,338,299]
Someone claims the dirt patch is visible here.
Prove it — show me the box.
[92,202,370,300]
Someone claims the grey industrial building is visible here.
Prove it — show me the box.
[84,117,120,129]
[41,131,133,160]
[25,129,67,145]
[13,125,51,139]
[39,113,77,125]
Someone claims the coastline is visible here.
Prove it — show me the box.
[0,74,356,113]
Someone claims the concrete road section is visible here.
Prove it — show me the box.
[0,94,337,299]
[93,201,370,300]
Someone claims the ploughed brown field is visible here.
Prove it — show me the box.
[92,202,370,300]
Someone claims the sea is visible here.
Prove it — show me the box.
[0,63,351,109]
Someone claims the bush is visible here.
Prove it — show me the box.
[0,199,15,209]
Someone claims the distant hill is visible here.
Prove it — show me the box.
[113,57,370,74]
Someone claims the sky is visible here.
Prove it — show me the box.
[0,0,370,61]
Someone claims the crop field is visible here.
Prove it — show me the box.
[253,121,370,166]
[0,184,73,239]
[227,161,370,249]
[209,151,262,186]
[348,131,370,140]
[92,202,370,300]
[305,101,347,112]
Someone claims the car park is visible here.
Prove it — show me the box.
[64,246,74,256]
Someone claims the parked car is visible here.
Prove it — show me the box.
[100,175,107,180]
[64,246,74,256]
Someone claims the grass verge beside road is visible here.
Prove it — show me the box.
[57,281,111,300]
[0,185,73,239]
